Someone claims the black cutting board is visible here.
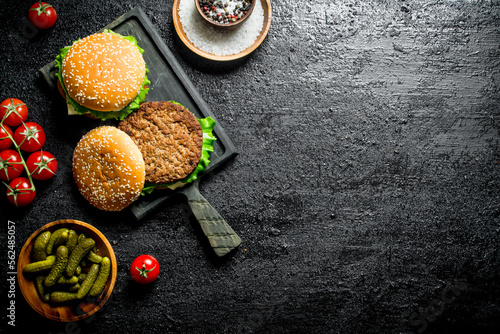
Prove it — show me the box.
[40,7,240,256]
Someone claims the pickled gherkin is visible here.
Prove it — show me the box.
[32,231,51,262]
[50,291,79,303]
[35,275,50,302]
[89,257,111,297]
[77,263,100,299]
[66,230,79,254]
[45,228,69,255]
[66,238,95,277]
[44,245,69,287]
[23,255,56,274]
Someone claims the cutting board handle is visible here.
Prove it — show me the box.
[182,182,241,257]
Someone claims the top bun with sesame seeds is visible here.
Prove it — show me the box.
[72,126,146,211]
[54,30,150,121]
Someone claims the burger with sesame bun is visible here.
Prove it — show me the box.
[72,126,146,211]
[54,30,150,120]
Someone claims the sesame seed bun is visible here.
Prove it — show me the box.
[72,126,146,211]
[118,101,203,185]
[62,32,146,112]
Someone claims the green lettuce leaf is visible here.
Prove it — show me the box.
[54,29,150,120]
[141,111,217,195]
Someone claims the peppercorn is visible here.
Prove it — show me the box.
[198,0,253,24]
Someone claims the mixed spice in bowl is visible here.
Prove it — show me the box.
[195,0,255,30]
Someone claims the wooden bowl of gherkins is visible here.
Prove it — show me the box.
[17,219,117,322]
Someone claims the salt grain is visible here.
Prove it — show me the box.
[178,0,264,56]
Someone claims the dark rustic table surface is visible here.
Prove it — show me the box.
[1,0,499,333]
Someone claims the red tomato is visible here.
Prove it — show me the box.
[0,149,24,181]
[0,124,13,151]
[28,2,57,29]
[130,255,160,284]
[26,150,57,180]
[0,98,28,127]
[13,122,46,152]
[6,177,36,207]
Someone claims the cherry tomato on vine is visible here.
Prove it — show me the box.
[0,98,28,127]
[0,149,24,181]
[130,255,160,284]
[0,124,13,151]
[6,177,36,207]
[14,122,46,152]
[28,1,57,29]
[26,150,57,180]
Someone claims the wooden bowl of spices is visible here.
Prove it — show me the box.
[174,0,272,62]
[195,0,256,31]
[17,219,117,322]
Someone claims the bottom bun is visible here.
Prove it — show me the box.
[72,126,146,211]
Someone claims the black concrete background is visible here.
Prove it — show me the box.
[1,0,499,333]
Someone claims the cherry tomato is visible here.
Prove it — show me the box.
[0,124,13,151]
[14,122,46,152]
[6,177,36,207]
[130,255,160,284]
[0,98,28,126]
[28,1,57,29]
[26,150,57,180]
[0,149,24,181]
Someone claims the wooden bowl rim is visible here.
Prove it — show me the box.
[194,0,257,30]
[17,219,117,322]
[173,0,272,62]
